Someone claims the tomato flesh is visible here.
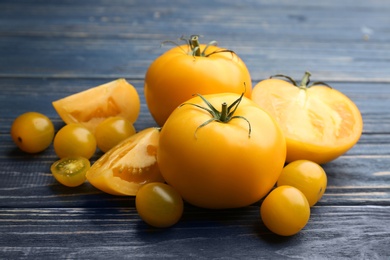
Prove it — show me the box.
[86,127,165,196]
[50,156,90,187]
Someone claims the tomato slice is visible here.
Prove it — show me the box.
[52,78,140,133]
[50,156,91,187]
[86,127,165,196]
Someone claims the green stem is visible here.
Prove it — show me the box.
[220,102,228,122]
[190,35,201,56]
[299,71,312,89]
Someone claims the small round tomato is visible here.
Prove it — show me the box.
[136,182,184,228]
[52,78,140,133]
[277,160,327,207]
[53,124,96,159]
[95,116,136,153]
[158,93,286,209]
[261,186,310,236]
[252,71,363,164]
[50,156,90,187]
[144,35,252,126]
[86,127,165,196]
[11,112,54,153]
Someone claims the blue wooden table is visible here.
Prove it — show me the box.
[1,1,389,259]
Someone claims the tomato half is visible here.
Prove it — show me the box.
[50,156,90,187]
[158,93,286,209]
[52,78,140,133]
[252,72,363,164]
[144,35,252,126]
[86,127,165,196]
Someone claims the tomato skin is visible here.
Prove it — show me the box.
[261,186,310,236]
[53,124,97,159]
[252,75,363,164]
[277,160,327,207]
[95,116,136,153]
[11,112,54,153]
[86,127,165,196]
[50,156,90,187]
[136,182,184,228]
[144,43,252,126]
[158,93,286,209]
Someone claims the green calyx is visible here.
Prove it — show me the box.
[180,92,252,139]
[270,71,332,89]
[162,35,236,58]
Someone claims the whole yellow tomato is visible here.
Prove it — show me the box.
[252,72,363,164]
[144,35,252,126]
[158,93,286,209]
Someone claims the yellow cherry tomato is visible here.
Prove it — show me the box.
[144,35,252,126]
[86,127,165,196]
[50,156,90,187]
[158,93,286,209]
[53,124,96,159]
[11,112,54,153]
[261,186,310,236]
[95,116,136,153]
[136,182,183,228]
[252,72,363,164]
[277,160,327,207]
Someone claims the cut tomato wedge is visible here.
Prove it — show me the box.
[252,72,363,164]
[52,78,140,133]
[86,127,165,196]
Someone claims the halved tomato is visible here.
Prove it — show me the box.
[86,127,165,196]
[52,78,140,133]
[252,72,363,164]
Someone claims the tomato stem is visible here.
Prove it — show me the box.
[220,103,228,122]
[180,92,251,138]
[190,35,202,56]
[299,71,312,89]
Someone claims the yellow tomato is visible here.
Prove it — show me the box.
[94,116,136,153]
[53,124,97,159]
[261,185,310,236]
[86,127,165,196]
[277,160,327,207]
[158,93,286,209]
[144,35,252,126]
[52,78,140,133]
[10,112,54,153]
[252,72,363,164]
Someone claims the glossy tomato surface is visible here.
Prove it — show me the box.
[252,72,363,164]
[53,124,97,159]
[261,185,310,236]
[94,116,136,153]
[277,160,327,207]
[158,93,286,209]
[86,127,165,196]
[144,36,252,126]
[52,78,140,133]
[10,112,54,153]
[136,182,183,228]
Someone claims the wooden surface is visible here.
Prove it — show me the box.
[1,0,389,259]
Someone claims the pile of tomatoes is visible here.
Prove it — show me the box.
[10,35,363,236]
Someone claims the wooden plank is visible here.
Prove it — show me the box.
[0,1,390,81]
[0,206,389,259]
